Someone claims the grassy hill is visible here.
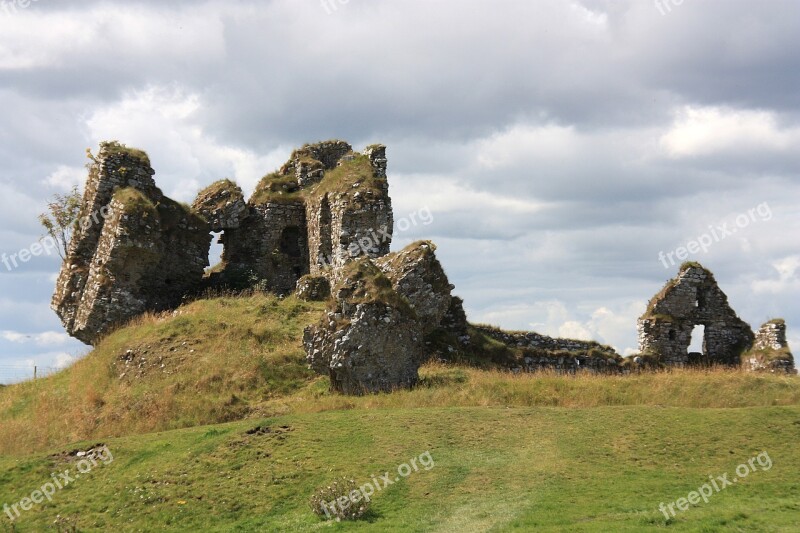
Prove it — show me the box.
[1,294,799,531]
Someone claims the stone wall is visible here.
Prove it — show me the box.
[375,241,453,333]
[304,241,457,393]
[754,320,788,350]
[744,320,796,373]
[192,179,247,232]
[215,141,393,292]
[473,325,622,373]
[637,263,755,366]
[306,152,393,281]
[218,201,309,295]
[304,257,425,394]
[52,142,210,344]
[53,140,396,345]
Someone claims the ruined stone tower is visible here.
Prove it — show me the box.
[207,141,393,294]
[637,263,755,366]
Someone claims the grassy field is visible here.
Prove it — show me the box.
[1,294,799,531]
[1,406,798,531]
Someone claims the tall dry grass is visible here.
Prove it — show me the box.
[1,292,798,457]
[259,363,800,418]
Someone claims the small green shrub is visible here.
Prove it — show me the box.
[309,477,370,521]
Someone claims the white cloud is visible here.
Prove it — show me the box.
[392,175,545,216]
[0,4,225,70]
[1,330,71,346]
[54,352,76,369]
[752,256,800,294]
[85,85,291,201]
[661,106,800,157]
[44,165,85,191]
[475,124,582,170]
[558,320,594,340]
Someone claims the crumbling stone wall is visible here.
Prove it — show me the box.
[305,156,393,280]
[213,141,393,293]
[637,263,755,366]
[304,241,457,393]
[295,275,331,301]
[744,320,796,373]
[192,179,247,232]
[473,325,622,373]
[54,140,396,344]
[375,241,453,333]
[218,201,309,295]
[754,320,788,350]
[52,142,210,345]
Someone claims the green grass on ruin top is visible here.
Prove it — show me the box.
[112,187,157,216]
[310,153,384,199]
[332,258,415,317]
[250,153,384,206]
[193,179,244,210]
[98,140,151,167]
[250,172,305,205]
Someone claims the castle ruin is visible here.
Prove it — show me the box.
[51,141,794,394]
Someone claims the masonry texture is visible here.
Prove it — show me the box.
[475,326,622,373]
[637,263,756,366]
[52,142,210,345]
[744,320,796,373]
[54,140,393,344]
[211,140,393,293]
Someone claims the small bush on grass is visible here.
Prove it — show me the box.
[309,476,370,521]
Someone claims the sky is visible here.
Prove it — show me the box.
[1,0,798,382]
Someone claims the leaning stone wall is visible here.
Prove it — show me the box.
[55,171,210,344]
